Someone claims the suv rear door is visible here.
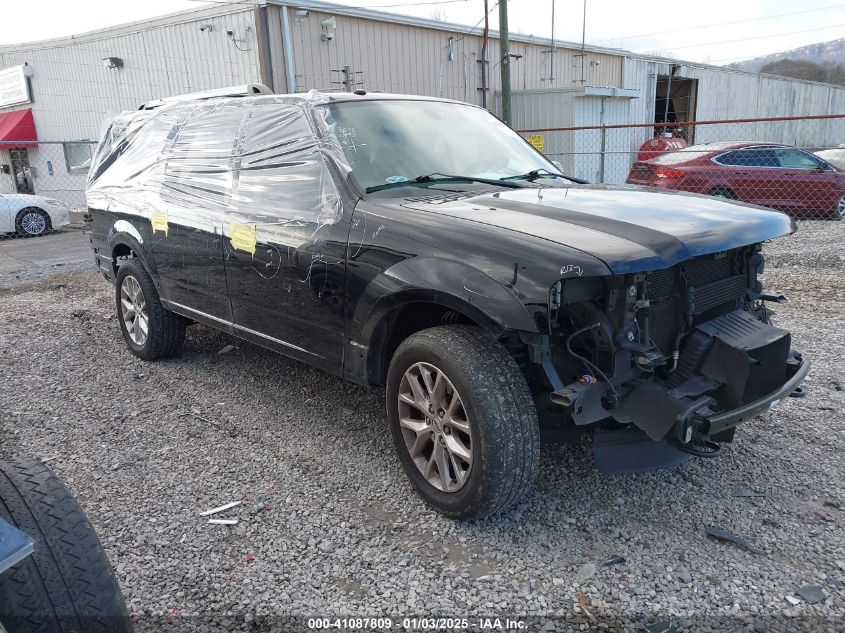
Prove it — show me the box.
[155,104,248,326]
[223,103,349,371]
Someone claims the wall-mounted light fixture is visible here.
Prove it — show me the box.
[321,16,336,41]
[199,24,214,32]
[102,57,123,69]
[295,9,310,17]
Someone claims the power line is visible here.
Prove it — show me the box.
[641,22,845,54]
[356,0,470,6]
[453,0,499,43]
[187,0,471,7]
[591,2,845,45]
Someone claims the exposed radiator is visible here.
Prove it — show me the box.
[646,250,748,356]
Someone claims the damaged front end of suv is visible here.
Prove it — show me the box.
[536,242,809,472]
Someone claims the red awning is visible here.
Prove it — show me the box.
[0,109,37,148]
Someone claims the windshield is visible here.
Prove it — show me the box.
[324,100,563,191]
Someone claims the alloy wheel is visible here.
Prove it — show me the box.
[120,275,149,346]
[397,361,473,492]
[837,194,845,220]
[21,212,47,235]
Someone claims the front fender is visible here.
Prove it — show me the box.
[355,257,541,349]
[387,257,538,331]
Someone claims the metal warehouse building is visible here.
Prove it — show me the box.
[1,0,844,202]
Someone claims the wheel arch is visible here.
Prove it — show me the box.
[706,186,737,199]
[107,220,151,277]
[359,289,532,386]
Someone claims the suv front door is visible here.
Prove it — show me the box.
[224,103,349,371]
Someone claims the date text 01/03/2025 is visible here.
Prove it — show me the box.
[306,617,528,629]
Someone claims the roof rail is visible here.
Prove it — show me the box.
[138,83,273,110]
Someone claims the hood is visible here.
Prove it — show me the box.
[400,184,796,274]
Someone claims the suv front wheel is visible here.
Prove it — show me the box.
[386,325,540,519]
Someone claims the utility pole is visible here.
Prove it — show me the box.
[549,0,556,84]
[499,0,511,125]
[579,0,587,84]
[479,0,489,109]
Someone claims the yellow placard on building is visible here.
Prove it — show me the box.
[150,210,169,236]
[230,222,257,256]
[525,134,545,152]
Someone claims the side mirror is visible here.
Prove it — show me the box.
[551,160,564,173]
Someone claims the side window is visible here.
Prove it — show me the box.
[87,112,176,196]
[717,149,778,167]
[715,151,744,166]
[231,104,341,246]
[64,142,94,175]
[162,104,247,219]
[774,148,823,169]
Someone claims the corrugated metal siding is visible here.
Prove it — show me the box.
[623,56,845,124]
[0,8,260,200]
[508,88,639,183]
[0,8,260,142]
[282,7,622,102]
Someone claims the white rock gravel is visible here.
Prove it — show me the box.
[0,222,843,632]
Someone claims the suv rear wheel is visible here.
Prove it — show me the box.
[115,259,186,360]
[386,325,540,519]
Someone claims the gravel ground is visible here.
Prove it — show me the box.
[0,223,843,632]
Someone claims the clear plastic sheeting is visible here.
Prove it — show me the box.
[86,92,351,278]
[230,102,342,253]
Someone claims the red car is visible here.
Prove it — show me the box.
[627,141,845,219]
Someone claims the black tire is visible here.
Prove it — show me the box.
[386,325,540,519]
[115,259,186,360]
[0,458,131,633]
[706,187,736,200]
[832,193,845,221]
[15,207,52,237]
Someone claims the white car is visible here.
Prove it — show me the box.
[0,193,70,237]
[815,145,845,172]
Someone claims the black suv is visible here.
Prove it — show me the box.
[86,90,809,519]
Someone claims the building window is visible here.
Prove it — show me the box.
[63,142,94,174]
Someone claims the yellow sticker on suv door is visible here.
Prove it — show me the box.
[150,210,169,236]
[230,222,257,255]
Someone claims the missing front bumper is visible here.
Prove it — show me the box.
[583,311,812,472]
[697,355,810,437]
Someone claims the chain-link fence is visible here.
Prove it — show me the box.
[0,140,95,240]
[518,114,845,220]
[3,115,844,243]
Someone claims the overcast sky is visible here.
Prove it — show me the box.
[1,0,844,65]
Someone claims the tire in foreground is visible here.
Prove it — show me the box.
[0,457,131,633]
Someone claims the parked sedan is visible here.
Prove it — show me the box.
[627,141,845,219]
[0,192,70,236]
